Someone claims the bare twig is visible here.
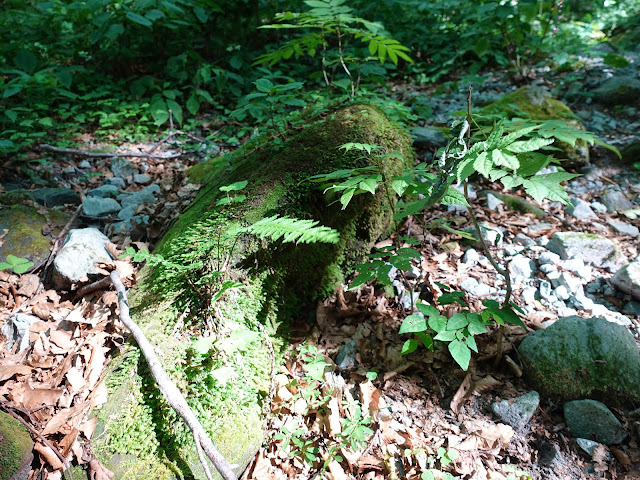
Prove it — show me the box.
[77,277,113,298]
[109,271,238,480]
[146,109,204,155]
[39,144,181,160]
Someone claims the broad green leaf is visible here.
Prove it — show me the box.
[166,99,183,125]
[486,121,504,149]
[399,314,427,334]
[220,180,248,192]
[150,99,169,125]
[418,332,434,350]
[465,334,478,353]
[515,152,552,177]
[434,330,456,342]
[505,137,554,153]
[440,187,470,207]
[428,314,447,333]
[416,303,438,317]
[473,151,492,177]
[126,11,153,27]
[255,78,274,92]
[402,339,419,355]
[449,340,471,370]
[501,175,524,190]
[192,336,215,355]
[447,313,469,330]
[186,92,200,115]
[358,176,379,194]
[491,149,519,170]
[467,315,488,335]
[438,292,467,306]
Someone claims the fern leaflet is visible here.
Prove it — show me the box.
[247,215,340,244]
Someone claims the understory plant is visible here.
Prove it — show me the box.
[311,90,611,369]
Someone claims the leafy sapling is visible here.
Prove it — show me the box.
[0,255,34,274]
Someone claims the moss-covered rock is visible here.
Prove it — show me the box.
[0,205,69,268]
[0,411,33,480]
[480,191,546,218]
[518,316,640,405]
[94,105,413,479]
[480,86,589,165]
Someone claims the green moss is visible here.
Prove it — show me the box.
[95,105,413,479]
[0,412,32,480]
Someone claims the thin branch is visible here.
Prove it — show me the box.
[40,144,181,160]
[109,271,238,480]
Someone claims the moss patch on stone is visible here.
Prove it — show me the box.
[94,104,413,479]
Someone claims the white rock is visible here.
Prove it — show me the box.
[462,248,480,265]
[555,285,570,300]
[53,228,113,288]
[539,251,561,265]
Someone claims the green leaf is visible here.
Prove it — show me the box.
[447,313,469,330]
[438,292,467,306]
[491,149,520,170]
[150,99,169,125]
[126,11,153,27]
[465,334,478,353]
[449,340,471,370]
[399,314,427,334]
[220,180,248,192]
[473,151,492,177]
[434,329,456,341]
[247,215,340,244]
[165,99,183,125]
[440,187,470,207]
[467,315,488,335]
[416,303,438,317]
[522,172,579,204]
[418,332,434,350]
[255,78,274,93]
[486,121,504,149]
[192,336,215,355]
[505,137,554,153]
[186,92,200,115]
[402,339,419,355]
[603,52,630,68]
[428,314,447,333]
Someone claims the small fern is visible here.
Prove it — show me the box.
[247,215,340,244]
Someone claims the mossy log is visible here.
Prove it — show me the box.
[92,105,413,479]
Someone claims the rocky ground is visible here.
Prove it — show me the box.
[0,40,639,480]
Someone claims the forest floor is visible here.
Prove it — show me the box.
[1,50,639,480]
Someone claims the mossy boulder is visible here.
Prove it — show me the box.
[0,411,33,480]
[518,316,640,405]
[480,86,589,165]
[93,105,413,479]
[0,205,68,268]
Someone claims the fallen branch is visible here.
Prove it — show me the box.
[40,144,181,160]
[109,271,238,480]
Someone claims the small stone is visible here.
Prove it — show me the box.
[591,201,607,213]
[105,177,127,189]
[558,272,583,294]
[611,256,640,301]
[509,255,536,282]
[555,285,570,300]
[539,280,553,299]
[539,251,561,265]
[110,158,138,178]
[586,279,602,294]
[576,438,601,456]
[529,222,553,233]
[117,206,137,221]
[608,220,639,237]
[600,190,634,213]
[459,277,492,297]
[567,197,597,220]
[536,236,549,247]
[82,197,122,217]
[487,193,504,210]
[462,248,480,265]
[133,174,152,185]
[563,258,592,281]
[592,222,608,232]
[514,233,535,247]
[1,313,39,352]
[546,232,625,272]
[503,244,525,256]
[491,391,540,432]
[87,185,119,198]
[32,187,81,207]
[52,228,113,288]
[78,160,91,169]
[623,301,640,316]
[336,340,358,369]
[571,289,595,310]
[539,263,558,274]
[522,287,538,304]
[564,399,627,444]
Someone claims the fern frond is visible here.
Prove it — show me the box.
[247,215,340,244]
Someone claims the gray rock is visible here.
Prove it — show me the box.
[554,286,570,301]
[133,174,152,185]
[546,232,625,272]
[564,400,626,444]
[336,340,358,369]
[591,201,607,213]
[463,222,503,248]
[87,185,119,198]
[539,280,553,299]
[32,187,80,207]
[536,236,550,247]
[518,316,640,404]
[623,300,640,316]
[462,248,480,265]
[1,313,39,352]
[562,258,591,281]
[0,410,34,480]
[105,177,127,189]
[509,255,536,282]
[593,76,640,105]
[611,256,640,300]
[0,205,68,268]
[567,197,597,220]
[576,438,601,456]
[607,220,639,237]
[580,165,603,181]
[118,184,160,208]
[538,251,561,265]
[529,222,553,233]
[570,289,595,310]
[52,228,113,288]
[410,126,446,150]
[491,391,539,432]
[599,190,634,212]
[487,193,504,210]
[522,287,538,304]
[459,277,492,297]
[117,205,137,221]
[110,158,138,178]
[82,197,122,217]
[514,233,535,247]
[78,160,91,169]
[503,244,525,256]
